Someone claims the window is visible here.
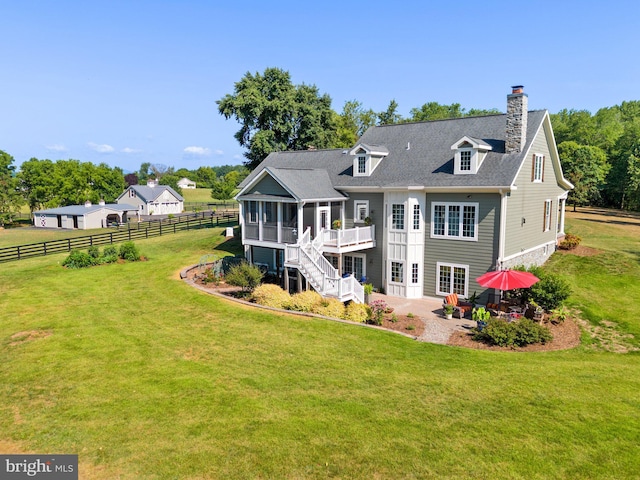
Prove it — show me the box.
[543,200,552,232]
[411,263,419,284]
[344,254,365,280]
[533,154,544,182]
[391,204,405,230]
[412,204,421,230]
[431,202,478,240]
[391,261,404,284]
[247,201,258,223]
[460,150,471,171]
[129,189,136,198]
[437,262,468,297]
[354,200,369,223]
[263,202,276,223]
[357,156,367,174]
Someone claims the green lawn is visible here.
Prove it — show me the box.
[1,216,640,478]
[0,224,109,249]
[181,187,214,203]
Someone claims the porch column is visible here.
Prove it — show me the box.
[277,202,282,243]
[258,202,263,241]
[297,203,304,239]
[239,202,245,243]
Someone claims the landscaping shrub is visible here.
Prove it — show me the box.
[119,241,140,262]
[512,265,571,310]
[62,250,96,269]
[251,284,291,309]
[100,253,118,264]
[558,233,581,250]
[368,300,388,325]
[103,245,118,257]
[313,298,346,319]
[224,262,264,292]
[288,290,322,312]
[473,318,552,347]
[87,245,101,259]
[342,302,369,323]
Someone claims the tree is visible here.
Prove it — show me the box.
[333,100,378,148]
[0,150,23,226]
[409,102,465,121]
[138,162,152,182]
[211,171,240,201]
[558,141,609,210]
[377,99,402,125]
[124,173,139,187]
[17,157,56,212]
[159,174,182,196]
[217,67,338,170]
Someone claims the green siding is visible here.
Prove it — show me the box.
[505,125,566,257]
[249,175,292,197]
[345,192,384,289]
[423,192,500,301]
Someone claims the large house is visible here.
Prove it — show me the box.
[235,87,573,304]
[116,180,184,215]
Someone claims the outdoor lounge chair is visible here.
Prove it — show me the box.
[443,293,473,319]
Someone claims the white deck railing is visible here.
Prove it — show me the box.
[318,225,375,249]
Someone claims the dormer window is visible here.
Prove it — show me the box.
[451,136,493,175]
[357,156,367,174]
[350,143,389,177]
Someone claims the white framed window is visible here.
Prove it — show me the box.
[543,199,552,232]
[411,263,419,284]
[431,202,478,241]
[354,200,369,223]
[391,204,405,230]
[344,254,366,280]
[390,261,404,284]
[263,202,276,223]
[436,262,469,297]
[357,156,367,174]
[247,201,258,223]
[460,150,472,171]
[412,204,421,230]
[533,154,544,182]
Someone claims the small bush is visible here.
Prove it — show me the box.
[119,241,140,262]
[288,290,322,312]
[390,313,398,323]
[87,245,101,259]
[473,318,552,347]
[368,300,388,325]
[62,250,96,269]
[313,298,346,319]
[343,302,369,323]
[100,254,118,264]
[558,233,581,250]
[103,245,118,257]
[251,284,291,309]
[530,273,571,310]
[224,262,264,292]
[201,267,221,285]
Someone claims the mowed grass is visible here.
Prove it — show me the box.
[0,224,111,249]
[1,222,640,478]
[181,187,214,203]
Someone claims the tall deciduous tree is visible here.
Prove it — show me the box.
[558,141,609,210]
[0,150,22,226]
[217,68,337,170]
[18,157,57,212]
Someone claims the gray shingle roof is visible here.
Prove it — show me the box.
[34,204,138,215]
[240,111,547,190]
[121,185,184,202]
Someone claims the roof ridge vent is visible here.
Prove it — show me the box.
[406,142,411,150]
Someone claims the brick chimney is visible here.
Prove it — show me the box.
[506,85,528,154]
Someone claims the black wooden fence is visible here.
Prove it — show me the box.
[0,211,239,264]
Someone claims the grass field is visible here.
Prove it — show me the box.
[181,187,239,205]
[1,211,639,478]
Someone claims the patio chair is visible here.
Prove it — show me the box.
[443,293,473,319]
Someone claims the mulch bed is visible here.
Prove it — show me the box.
[447,317,581,351]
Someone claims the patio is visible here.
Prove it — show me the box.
[369,293,476,344]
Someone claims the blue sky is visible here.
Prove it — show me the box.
[1,0,639,173]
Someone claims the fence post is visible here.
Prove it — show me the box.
[68,239,71,251]
[44,243,47,255]
[17,246,21,260]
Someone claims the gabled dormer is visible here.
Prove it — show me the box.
[349,143,389,177]
[450,136,493,175]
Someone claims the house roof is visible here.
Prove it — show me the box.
[118,184,184,202]
[240,110,550,191]
[34,204,138,216]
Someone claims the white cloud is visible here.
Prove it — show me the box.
[183,146,212,156]
[214,149,224,156]
[121,147,142,154]
[88,142,115,153]
[233,154,243,160]
[45,144,67,152]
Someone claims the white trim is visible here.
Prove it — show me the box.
[543,199,552,232]
[343,253,366,280]
[354,200,369,223]
[498,190,507,266]
[430,201,479,241]
[436,262,469,298]
[389,260,405,285]
[533,153,544,182]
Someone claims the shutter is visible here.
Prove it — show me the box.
[531,154,536,181]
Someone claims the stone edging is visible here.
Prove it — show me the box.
[180,263,418,340]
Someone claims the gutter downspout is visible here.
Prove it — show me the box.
[498,189,508,270]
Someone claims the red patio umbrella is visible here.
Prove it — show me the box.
[476,270,539,291]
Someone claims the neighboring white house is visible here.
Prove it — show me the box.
[116,180,184,215]
[177,177,196,189]
[34,201,139,229]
